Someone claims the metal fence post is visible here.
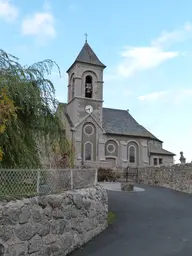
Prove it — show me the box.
[36,170,40,193]
[94,168,98,185]
[70,169,74,190]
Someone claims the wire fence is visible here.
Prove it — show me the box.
[0,168,97,198]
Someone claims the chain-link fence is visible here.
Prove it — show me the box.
[0,168,97,198]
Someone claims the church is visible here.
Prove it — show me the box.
[58,40,175,168]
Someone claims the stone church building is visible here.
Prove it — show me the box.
[58,40,175,168]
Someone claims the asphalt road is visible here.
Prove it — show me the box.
[70,185,192,256]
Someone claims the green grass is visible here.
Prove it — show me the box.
[108,211,116,224]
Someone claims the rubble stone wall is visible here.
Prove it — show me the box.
[0,185,108,255]
[138,163,192,193]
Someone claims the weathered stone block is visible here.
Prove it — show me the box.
[47,196,62,209]
[19,206,31,224]
[37,197,47,209]
[38,221,50,237]
[50,219,67,235]
[60,233,73,251]
[43,208,52,220]
[31,209,42,223]
[0,226,14,242]
[16,224,39,241]
[28,235,42,254]
[52,209,64,219]
[3,208,20,225]
[72,194,83,209]
[43,234,57,245]
[7,242,26,256]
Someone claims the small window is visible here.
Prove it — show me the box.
[84,142,92,161]
[154,158,158,166]
[85,75,93,98]
[159,158,163,165]
[129,146,135,163]
[107,144,115,154]
[84,124,94,135]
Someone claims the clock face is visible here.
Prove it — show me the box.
[85,105,93,114]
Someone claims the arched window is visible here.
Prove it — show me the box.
[85,75,93,98]
[105,140,118,156]
[84,142,93,161]
[129,146,136,163]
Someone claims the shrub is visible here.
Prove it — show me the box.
[98,167,117,182]
[116,172,121,179]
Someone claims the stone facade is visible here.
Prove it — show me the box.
[58,41,175,169]
[0,185,108,256]
[103,136,149,168]
[138,163,192,193]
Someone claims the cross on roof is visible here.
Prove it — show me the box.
[84,33,88,42]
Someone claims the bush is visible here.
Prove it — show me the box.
[116,172,121,179]
[98,167,117,182]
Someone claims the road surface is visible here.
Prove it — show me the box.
[70,184,192,256]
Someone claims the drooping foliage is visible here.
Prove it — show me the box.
[0,49,73,168]
[0,88,17,161]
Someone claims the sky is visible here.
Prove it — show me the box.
[0,0,192,163]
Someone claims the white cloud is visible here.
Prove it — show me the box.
[138,91,169,101]
[138,88,192,103]
[22,12,55,38]
[116,23,192,78]
[0,0,18,22]
[152,23,192,48]
[21,3,55,42]
[117,47,178,77]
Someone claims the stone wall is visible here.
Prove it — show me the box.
[0,185,108,256]
[138,163,192,193]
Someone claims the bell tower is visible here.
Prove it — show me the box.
[66,38,106,127]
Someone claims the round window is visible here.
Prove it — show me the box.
[107,143,115,153]
[84,124,94,135]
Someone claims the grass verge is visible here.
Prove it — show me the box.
[108,211,116,224]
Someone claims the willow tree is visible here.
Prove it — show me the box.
[0,88,17,161]
[0,49,72,168]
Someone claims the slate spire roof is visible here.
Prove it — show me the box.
[67,42,106,72]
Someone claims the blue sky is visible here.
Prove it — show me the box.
[1,0,192,163]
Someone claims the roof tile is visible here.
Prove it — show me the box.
[67,42,106,72]
[102,108,159,140]
[149,144,175,156]
[75,42,106,67]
